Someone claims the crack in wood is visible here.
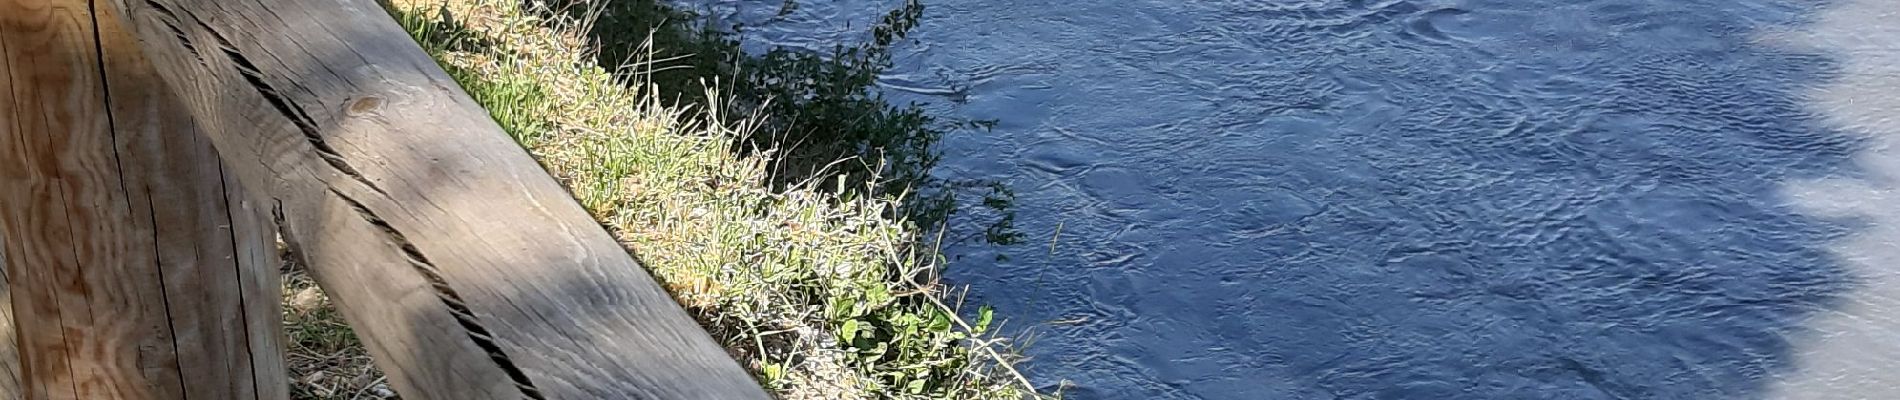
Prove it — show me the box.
[104,2,773,397]
[326,189,547,400]
[161,22,200,61]
[139,0,179,21]
[270,200,309,269]
[178,14,386,197]
[141,1,202,62]
[88,2,199,394]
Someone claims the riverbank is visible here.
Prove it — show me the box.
[281,1,1033,398]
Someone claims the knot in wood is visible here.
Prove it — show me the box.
[346,96,385,116]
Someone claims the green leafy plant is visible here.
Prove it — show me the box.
[566,0,1026,238]
[271,2,1049,399]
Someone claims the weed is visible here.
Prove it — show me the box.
[282,1,1040,399]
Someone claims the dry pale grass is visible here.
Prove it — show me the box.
[282,254,395,400]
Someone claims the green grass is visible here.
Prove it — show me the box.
[564,0,1027,243]
[282,1,1039,399]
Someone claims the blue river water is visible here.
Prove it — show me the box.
[685,0,1900,398]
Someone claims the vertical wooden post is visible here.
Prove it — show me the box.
[0,1,288,399]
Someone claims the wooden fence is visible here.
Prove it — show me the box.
[0,0,770,399]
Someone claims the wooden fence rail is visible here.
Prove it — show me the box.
[2,0,772,398]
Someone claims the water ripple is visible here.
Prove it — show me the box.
[682,0,1891,398]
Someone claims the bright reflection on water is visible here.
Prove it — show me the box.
[684,0,1900,398]
[1772,0,1900,398]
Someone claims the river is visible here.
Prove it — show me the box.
[684,0,1900,398]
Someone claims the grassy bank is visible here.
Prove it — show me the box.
[282,0,1035,398]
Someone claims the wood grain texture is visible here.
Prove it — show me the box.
[221,168,287,400]
[107,0,771,398]
[1,1,184,397]
[91,3,288,399]
[0,241,20,399]
[0,0,286,398]
[0,17,23,400]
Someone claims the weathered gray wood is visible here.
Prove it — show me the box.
[221,168,287,400]
[0,1,287,398]
[92,2,289,398]
[107,0,771,399]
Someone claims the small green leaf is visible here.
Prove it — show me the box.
[929,310,952,332]
[827,300,851,320]
[762,363,785,383]
[841,319,861,341]
[975,305,995,334]
[866,284,890,305]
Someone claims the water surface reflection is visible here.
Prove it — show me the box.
[686,0,1896,397]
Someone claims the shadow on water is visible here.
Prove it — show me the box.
[542,0,1030,244]
[696,0,1900,398]
[543,2,938,195]
[528,0,1052,248]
